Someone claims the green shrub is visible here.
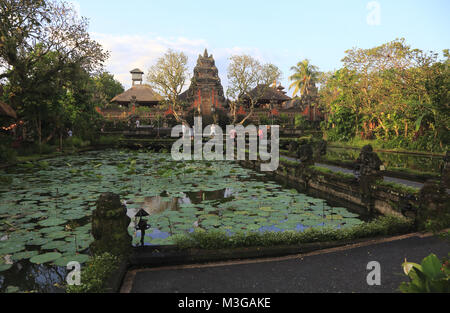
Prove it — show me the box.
[173,215,414,250]
[294,114,306,128]
[93,135,120,146]
[65,253,119,293]
[64,136,90,148]
[0,143,17,163]
[39,143,56,154]
[375,180,420,194]
[0,175,13,185]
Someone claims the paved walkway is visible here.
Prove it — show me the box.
[122,234,449,293]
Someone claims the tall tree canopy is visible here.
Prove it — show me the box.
[0,0,109,148]
[227,54,281,124]
[319,38,449,151]
[146,49,189,124]
[93,72,124,106]
[288,59,319,98]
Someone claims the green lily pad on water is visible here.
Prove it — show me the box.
[5,286,20,293]
[38,226,64,234]
[0,264,13,272]
[30,252,62,264]
[46,231,70,240]
[38,218,67,227]
[53,254,89,267]
[41,240,68,250]
[12,250,39,261]
[0,242,25,255]
[27,237,49,246]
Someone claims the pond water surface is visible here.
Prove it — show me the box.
[0,149,364,292]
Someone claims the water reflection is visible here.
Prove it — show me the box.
[127,188,235,218]
[126,188,236,247]
[0,261,67,293]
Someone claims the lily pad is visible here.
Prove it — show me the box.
[0,264,13,272]
[53,254,89,267]
[12,250,39,261]
[38,218,67,227]
[30,252,62,264]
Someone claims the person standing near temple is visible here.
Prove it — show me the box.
[210,124,217,137]
[230,128,237,140]
[181,123,187,139]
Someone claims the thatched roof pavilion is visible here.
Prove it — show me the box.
[111,84,164,106]
[110,68,164,107]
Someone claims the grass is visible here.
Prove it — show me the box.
[308,165,356,180]
[280,157,299,167]
[387,166,439,178]
[320,154,440,178]
[173,215,414,250]
[328,138,446,156]
[375,180,420,194]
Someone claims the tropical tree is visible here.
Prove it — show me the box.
[0,0,108,150]
[288,59,319,98]
[147,49,190,125]
[319,38,449,151]
[93,72,124,106]
[227,54,281,124]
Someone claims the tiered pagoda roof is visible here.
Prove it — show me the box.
[179,49,226,111]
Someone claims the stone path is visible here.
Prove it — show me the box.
[122,233,449,293]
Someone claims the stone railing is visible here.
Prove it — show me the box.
[97,107,308,122]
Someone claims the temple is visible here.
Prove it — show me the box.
[179,49,226,116]
[99,49,324,124]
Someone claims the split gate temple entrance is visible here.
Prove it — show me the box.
[179,49,226,119]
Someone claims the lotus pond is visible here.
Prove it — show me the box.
[0,149,365,292]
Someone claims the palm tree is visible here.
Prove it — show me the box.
[288,59,319,98]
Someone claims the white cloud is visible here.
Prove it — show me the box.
[366,1,381,26]
[91,33,281,93]
[92,33,209,89]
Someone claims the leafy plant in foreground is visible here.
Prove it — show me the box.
[399,253,450,293]
[65,253,119,293]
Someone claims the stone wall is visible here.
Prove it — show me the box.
[239,159,417,218]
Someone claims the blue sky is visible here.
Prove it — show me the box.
[72,0,450,95]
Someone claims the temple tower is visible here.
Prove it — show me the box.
[179,49,226,117]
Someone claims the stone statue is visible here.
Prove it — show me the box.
[355,145,383,178]
[296,139,314,166]
[317,140,327,156]
[288,141,299,154]
[355,145,383,212]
